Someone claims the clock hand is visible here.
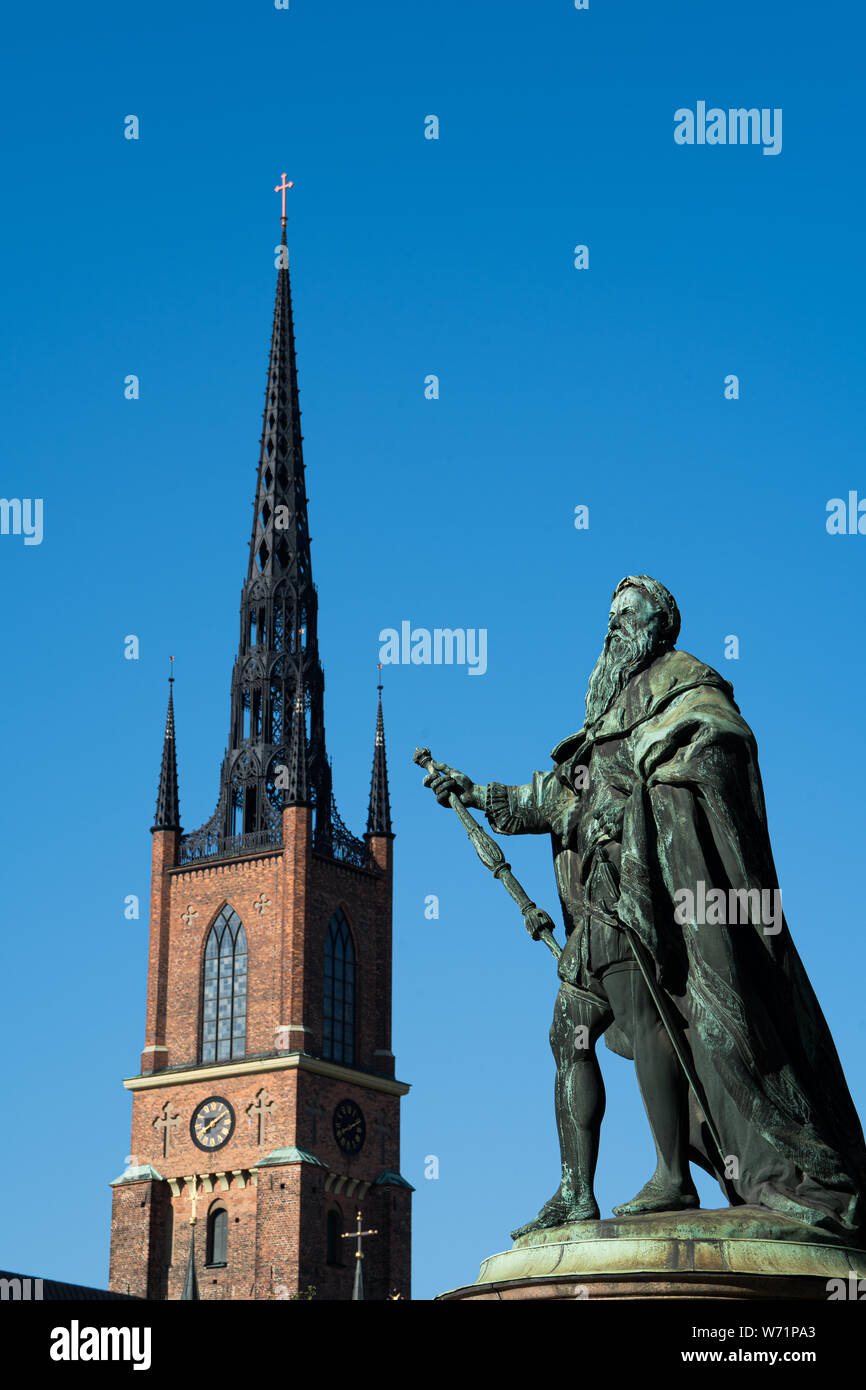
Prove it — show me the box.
[200,1113,224,1134]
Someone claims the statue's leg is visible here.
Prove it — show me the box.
[605,963,699,1216]
[511,982,611,1239]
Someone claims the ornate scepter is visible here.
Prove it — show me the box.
[413,747,562,962]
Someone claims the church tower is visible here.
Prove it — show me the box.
[108,189,412,1301]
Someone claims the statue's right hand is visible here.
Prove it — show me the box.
[422,760,476,808]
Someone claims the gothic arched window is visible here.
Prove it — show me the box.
[323,909,355,1065]
[206,1205,228,1267]
[202,907,248,1063]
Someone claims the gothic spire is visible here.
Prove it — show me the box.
[214,194,332,848]
[152,673,180,832]
[176,189,370,872]
[246,212,311,588]
[366,684,392,836]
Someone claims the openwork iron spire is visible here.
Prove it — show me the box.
[214,204,333,847]
[177,190,368,869]
[366,684,392,836]
[152,674,181,832]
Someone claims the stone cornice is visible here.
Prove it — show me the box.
[124,1051,410,1097]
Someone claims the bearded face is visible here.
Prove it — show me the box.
[584,588,664,727]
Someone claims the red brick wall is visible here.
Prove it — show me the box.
[109,1179,171,1300]
[142,824,393,1075]
[168,1182,259,1301]
[161,851,285,1068]
[130,1070,299,1173]
[305,852,393,1070]
[111,799,411,1300]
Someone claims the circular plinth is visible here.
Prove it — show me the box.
[437,1207,866,1301]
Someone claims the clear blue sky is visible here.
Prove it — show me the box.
[1,0,864,1301]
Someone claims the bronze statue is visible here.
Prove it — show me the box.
[419,576,866,1244]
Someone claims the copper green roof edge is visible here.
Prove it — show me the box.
[373,1169,415,1190]
[253,1146,326,1168]
[110,1163,164,1186]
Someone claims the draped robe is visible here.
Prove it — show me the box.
[484,648,866,1240]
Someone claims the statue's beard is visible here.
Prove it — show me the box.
[585,625,660,726]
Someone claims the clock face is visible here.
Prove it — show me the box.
[191,1096,235,1152]
[333,1099,365,1156]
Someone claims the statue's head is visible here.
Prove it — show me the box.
[585,575,680,726]
[611,574,680,650]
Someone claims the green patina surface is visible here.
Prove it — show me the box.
[478,1216,866,1285]
[253,1146,325,1168]
[418,576,866,1250]
[110,1163,164,1186]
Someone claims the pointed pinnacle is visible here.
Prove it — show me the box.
[153,677,181,832]
[366,685,393,836]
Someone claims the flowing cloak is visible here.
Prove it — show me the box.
[484,648,866,1240]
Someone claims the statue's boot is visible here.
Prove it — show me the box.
[611,1175,700,1217]
[510,1187,599,1241]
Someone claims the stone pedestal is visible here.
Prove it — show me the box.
[436,1207,866,1301]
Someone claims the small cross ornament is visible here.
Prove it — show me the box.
[342,1209,378,1256]
[274,172,294,225]
[247,1088,276,1145]
[153,1101,182,1158]
[181,904,198,927]
[253,892,271,916]
[341,1210,378,1300]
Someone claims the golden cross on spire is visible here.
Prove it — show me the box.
[274,172,294,226]
[341,1209,378,1300]
[341,1209,378,1256]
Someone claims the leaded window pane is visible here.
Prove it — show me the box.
[200,906,248,1061]
[323,908,355,1065]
